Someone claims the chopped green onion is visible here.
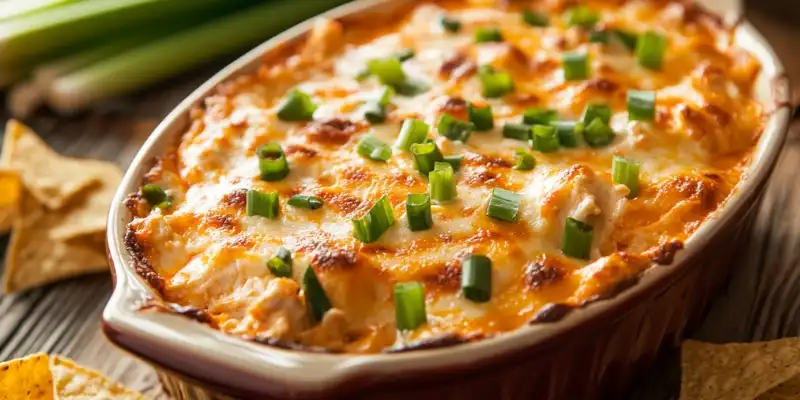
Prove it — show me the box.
[267,246,292,278]
[486,188,521,222]
[563,51,589,81]
[467,103,494,131]
[611,29,639,52]
[475,27,502,43]
[352,195,395,243]
[246,189,279,219]
[612,155,641,198]
[355,68,371,81]
[276,89,316,121]
[443,154,463,171]
[564,5,600,29]
[367,57,406,86]
[461,255,492,302]
[361,102,386,124]
[523,108,558,126]
[429,162,456,203]
[581,103,612,125]
[531,124,560,153]
[395,119,429,150]
[303,266,332,322]
[589,30,608,44]
[406,193,433,231]
[141,184,171,209]
[357,134,392,162]
[627,89,656,121]
[394,282,427,331]
[562,217,593,259]
[478,65,514,98]
[375,85,394,106]
[514,148,535,170]
[550,121,581,148]
[394,48,415,62]
[257,142,290,181]
[522,10,549,27]
[288,194,323,210]
[394,79,429,96]
[583,118,615,147]
[410,140,444,176]
[440,16,461,33]
[636,30,666,70]
[502,122,531,141]
[438,113,474,143]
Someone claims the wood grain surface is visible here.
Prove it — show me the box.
[0,8,798,400]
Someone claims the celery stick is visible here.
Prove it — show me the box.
[0,0,81,21]
[0,0,257,65]
[48,0,348,113]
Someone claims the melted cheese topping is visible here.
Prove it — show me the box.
[126,0,763,353]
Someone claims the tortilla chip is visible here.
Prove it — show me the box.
[2,189,107,294]
[0,169,20,233]
[758,374,800,399]
[49,160,122,240]
[681,339,800,400]
[1,120,99,210]
[50,355,146,399]
[0,353,55,400]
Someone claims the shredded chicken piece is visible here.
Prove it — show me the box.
[299,308,350,350]
[244,278,310,342]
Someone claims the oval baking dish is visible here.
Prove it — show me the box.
[103,0,792,398]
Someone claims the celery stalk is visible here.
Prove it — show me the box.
[48,0,348,113]
[0,0,81,21]
[0,0,258,65]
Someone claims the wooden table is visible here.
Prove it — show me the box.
[1,7,799,400]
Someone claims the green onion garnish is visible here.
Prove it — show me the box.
[429,162,456,203]
[612,155,641,198]
[583,118,615,147]
[589,30,609,44]
[581,103,612,125]
[467,103,494,131]
[563,51,589,81]
[438,113,474,143]
[395,118,429,151]
[523,108,558,126]
[410,140,444,176]
[394,282,427,331]
[303,266,332,322]
[564,5,600,29]
[257,142,290,181]
[478,65,514,98]
[142,184,171,209]
[352,195,395,243]
[246,189,279,219]
[361,85,394,124]
[443,154,463,171]
[474,27,502,43]
[406,193,433,231]
[502,122,531,141]
[531,125,560,153]
[514,148,535,170]
[611,29,639,51]
[627,89,656,121]
[394,79,429,96]
[367,56,406,87]
[636,30,666,70]
[440,16,461,33]
[522,10,549,27]
[461,255,492,303]
[550,121,581,148]
[267,246,293,278]
[357,134,392,162]
[276,88,316,122]
[288,194,323,210]
[562,217,593,259]
[486,188,521,222]
[395,48,415,62]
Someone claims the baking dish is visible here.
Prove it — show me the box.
[103,0,792,398]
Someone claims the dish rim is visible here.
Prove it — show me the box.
[102,0,793,394]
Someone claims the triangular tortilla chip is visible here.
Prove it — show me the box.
[681,339,800,400]
[2,189,107,294]
[49,160,122,240]
[759,374,800,399]
[0,169,20,233]
[50,355,146,399]
[0,353,55,400]
[1,120,99,210]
